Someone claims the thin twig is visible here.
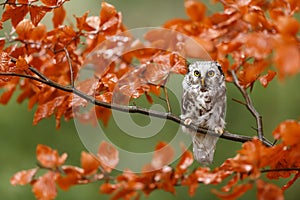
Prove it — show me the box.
[63,47,75,88]
[261,168,300,173]
[0,70,273,147]
[230,70,264,141]
[163,86,171,113]
[232,98,247,106]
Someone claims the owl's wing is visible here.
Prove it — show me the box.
[192,132,219,165]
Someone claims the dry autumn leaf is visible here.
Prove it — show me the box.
[10,168,38,186]
[97,141,119,173]
[32,171,57,200]
[36,144,68,169]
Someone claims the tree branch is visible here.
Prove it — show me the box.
[0,69,273,147]
[230,70,264,141]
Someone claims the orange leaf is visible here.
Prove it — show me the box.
[0,38,5,50]
[56,166,84,191]
[32,171,57,200]
[29,5,51,26]
[102,73,118,92]
[276,16,300,36]
[10,168,38,186]
[185,0,206,21]
[31,24,47,41]
[274,44,300,78]
[1,4,28,27]
[282,171,300,191]
[176,143,193,174]
[15,19,34,40]
[52,6,66,28]
[0,83,17,104]
[259,70,276,88]
[95,106,112,126]
[272,120,300,146]
[100,2,117,25]
[36,144,68,168]
[151,142,175,170]
[81,151,101,175]
[75,12,98,32]
[33,96,66,125]
[41,0,60,7]
[256,179,284,200]
[212,183,253,200]
[97,141,119,173]
[100,183,117,194]
[16,56,29,70]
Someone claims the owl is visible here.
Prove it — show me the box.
[181,61,226,165]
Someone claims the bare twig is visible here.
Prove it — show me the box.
[162,86,171,113]
[0,69,273,147]
[63,47,75,87]
[230,70,264,141]
[261,168,300,173]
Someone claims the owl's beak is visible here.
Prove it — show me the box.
[201,78,205,87]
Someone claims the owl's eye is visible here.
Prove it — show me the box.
[194,70,200,77]
[207,70,215,77]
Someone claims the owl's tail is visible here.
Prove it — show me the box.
[192,133,219,165]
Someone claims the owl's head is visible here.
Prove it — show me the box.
[183,61,225,91]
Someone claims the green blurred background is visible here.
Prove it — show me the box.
[0,0,300,199]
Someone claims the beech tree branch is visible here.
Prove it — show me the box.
[230,70,264,141]
[0,68,273,147]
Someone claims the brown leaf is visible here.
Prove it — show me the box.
[100,183,117,194]
[56,166,84,191]
[176,143,193,174]
[256,179,284,200]
[282,171,300,191]
[212,183,253,200]
[276,16,300,36]
[185,0,206,22]
[274,44,300,79]
[15,19,34,40]
[95,106,112,126]
[52,6,66,28]
[81,151,101,175]
[100,2,117,25]
[151,142,175,170]
[1,4,29,27]
[41,0,61,7]
[33,96,67,125]
[259,70,277,88]
[75,12,98,32]
[16,56,29,70]
[32,171,57,200]
[97,141,119,173]
[29,5,51,26]
[0,82,17,104]
[102,73,118,92]
[31,24,47,41]
[272,120,300,146]
[10,168,38,186]
[238,60,269,87]
[0,38,5,50]
[36,144,68,168]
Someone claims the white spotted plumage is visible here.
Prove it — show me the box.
[181,61,226,165]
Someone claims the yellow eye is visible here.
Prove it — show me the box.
[194,70,200,77]
[207,70,215,77]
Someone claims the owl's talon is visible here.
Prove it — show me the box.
[184,118,193,126]
[214,127,224,134]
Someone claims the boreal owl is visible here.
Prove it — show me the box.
[181,61,226,165]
